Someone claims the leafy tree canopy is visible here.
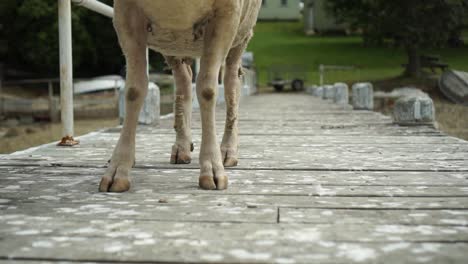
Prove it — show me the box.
[327,0,468,77]
[0,0,165,78]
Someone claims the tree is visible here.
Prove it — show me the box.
[1,0,113,77]
[0,0,166,78]
[327,0,468,77]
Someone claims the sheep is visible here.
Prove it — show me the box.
[99,0,262,192]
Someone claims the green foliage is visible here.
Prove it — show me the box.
[0,0,124,77]
[326,0,468,76]
[328,0,467,47]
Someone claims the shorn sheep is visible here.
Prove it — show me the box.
[99,0,262,192]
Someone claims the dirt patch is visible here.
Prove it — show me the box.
[433,98,468,140]
[0,118,119,154]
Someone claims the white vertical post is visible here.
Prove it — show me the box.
[48,81,55,122]
[0,63,3,115]
[319,64,324,86]
[195,58,201,79]
[58,0,77,145]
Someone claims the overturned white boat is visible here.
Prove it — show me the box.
[73,75,124,94]
[439,70,468,105]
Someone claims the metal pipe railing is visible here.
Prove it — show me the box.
[71,0,114,18]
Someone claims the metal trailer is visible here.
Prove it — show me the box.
[267,65,307,92]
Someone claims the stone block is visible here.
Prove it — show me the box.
[192,83,199,109]
[393,96,435,126]
[322,85,335,100]
[217,84,225,104]
[306,85,316,95]
[192,84,226,109]
[352,82,374,110]
[333,82,349,105]
[242,68,257,95]
[241,84,251,96]
[313,86,324,97]
[119,82,160,125]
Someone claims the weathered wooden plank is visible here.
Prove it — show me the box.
[1,234,468,263]
[3,126,464,159]
[2,180,468,197]
[280,208,468,225]
[0,258,85,264]
[7,141,465,157]
[2,202,468,226]
[22,141,465,155]
[1,167,467,186]
[0,258,93,264]
[2,216,468,242]
[10,145,466,160]
[1,167,468,197]
[9,145,468,163]
[12,144,467,155]
[2,193,468,211]
[43,134,468,144]
[3,152,467,171]
[0,203,277,223]
[118,127,443,137]
[2,162,466,172]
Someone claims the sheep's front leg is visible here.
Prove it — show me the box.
[221,34,251,167]
[197,10,240,190]
[99,4,147,192]
[168,57,194,164]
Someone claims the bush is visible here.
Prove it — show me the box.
[0,0,129,78]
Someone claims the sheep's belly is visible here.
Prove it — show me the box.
[147,27,251,58]
[147,28,204,58]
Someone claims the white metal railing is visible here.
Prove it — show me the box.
[319,64,360,86]
[71,0,114,18]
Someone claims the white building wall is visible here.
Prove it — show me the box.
[258,0,302,21]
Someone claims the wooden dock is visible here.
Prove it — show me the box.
[1,93,468,263]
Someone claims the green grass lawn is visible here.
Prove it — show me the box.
[247,21,468,86]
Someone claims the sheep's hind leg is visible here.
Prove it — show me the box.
[168,57,194,165]
[221,34,251,167]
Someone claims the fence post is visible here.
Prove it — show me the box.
[58,0,78,146]
[0,63,3,116]
[48,81,59,123]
